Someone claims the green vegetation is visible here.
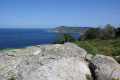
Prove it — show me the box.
[53,24,120,63]
[74,39,120,56]
[0,48,14,53]
[106,78,119,80]
[77,24,120,64]
[74,39,120,63]
[0,47,28,53]
[86,74,93,80]
[74,41,98,56]
[52,33,76,44]
[48,26,91,33]
[79,24,118,41]
[86,59,92,64]
[8,74,15,80]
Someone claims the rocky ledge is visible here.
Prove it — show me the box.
[0,43,120,80]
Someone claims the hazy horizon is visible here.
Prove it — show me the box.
[0,0,120,28]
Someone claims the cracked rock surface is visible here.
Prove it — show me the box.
[0,42,120,80]
[0,42,89,80]
[91,55,120,80]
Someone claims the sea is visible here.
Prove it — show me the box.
[0,28,80,50]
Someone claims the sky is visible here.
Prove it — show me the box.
[0,0,120,28]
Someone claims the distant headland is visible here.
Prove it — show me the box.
[47,26,92,34]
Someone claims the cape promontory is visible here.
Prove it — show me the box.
[48,26,92,33]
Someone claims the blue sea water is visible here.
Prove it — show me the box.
[0,28,80,50]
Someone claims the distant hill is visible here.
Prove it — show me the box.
[48,26,92,34]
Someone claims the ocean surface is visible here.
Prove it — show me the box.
[0,28,80,50]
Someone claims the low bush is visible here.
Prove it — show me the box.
[74,41,98,56]
[112,48,120,56]
[53,33,76,44]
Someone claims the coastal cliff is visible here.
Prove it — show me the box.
[0,43,120,80]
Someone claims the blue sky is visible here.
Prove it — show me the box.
[0,0,120,28]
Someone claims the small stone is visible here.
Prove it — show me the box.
[85,54,93,60]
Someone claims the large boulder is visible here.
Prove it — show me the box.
[0,42,88,80]
[63,42,87,58]
[91,55,120,80]
[15,57,91,80]
[15,43,89,80]
[37,42,87,58]
[0,46,42,80]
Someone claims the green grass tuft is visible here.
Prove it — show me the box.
[74,39,120,56]
[74,41,98,56]
[86,74,93,80]
[0,47,28,53]
[73,39,120,63]
[8,74,15,80]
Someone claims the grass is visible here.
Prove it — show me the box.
[0,47,28,53]
[73,38,120,63]
[106,78,119,80]
[8,74,15,80]
[74,41,98,56]
[74,38,120,56]
[86,74,93,80]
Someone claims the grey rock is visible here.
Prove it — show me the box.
[0,42,88,80]
[115,56,120,58]
[64,42,87,58]
[85,54,93,60]
[15,57,91,80]
[91,55,120,80]
[39,42,87,58]
[0,46,41,80]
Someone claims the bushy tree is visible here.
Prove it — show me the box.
[64,33,75,42]
[78,24,116,41]
[116,27,120,37]
[53,33,75,44]
[78,28,100,40]
[104,24,116,39]
[55,33,65,42]
[85,28,100,39]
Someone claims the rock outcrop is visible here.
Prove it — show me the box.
[91,55,120,80]
[15,57,90,80]
[0,46,41,80]
[0,43,120,80]
[85,54,93,60]
[0,42,89,80]
[15,43,90,80]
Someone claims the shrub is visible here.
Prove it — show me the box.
[86,59,92,64]
[80,28,100,40]
[53,33,76,44]
[112,48,120,56]
[115,27,120,37]
[78,24,117,41]
[79,43,98,56]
